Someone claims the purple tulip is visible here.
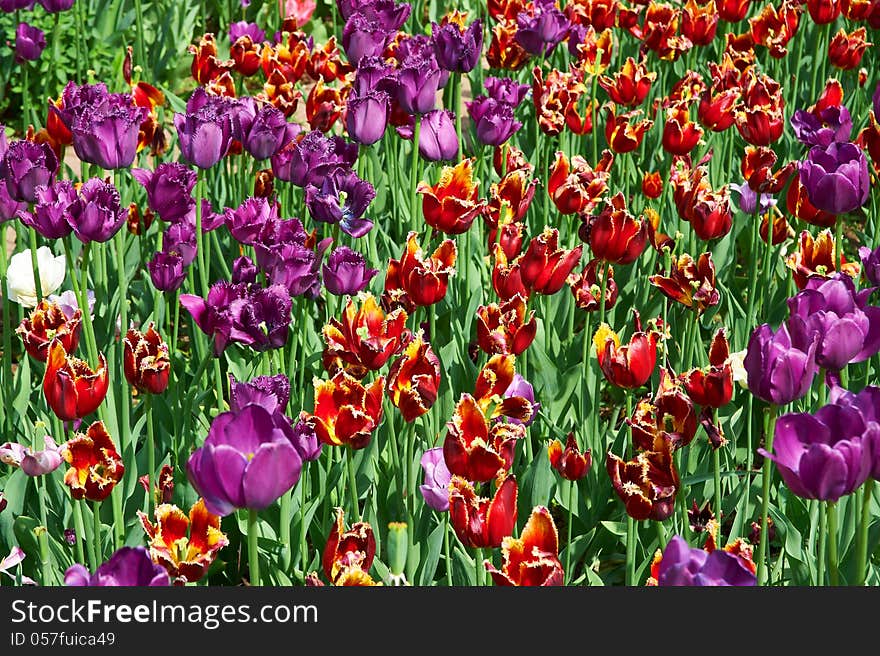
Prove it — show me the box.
[467,96,522,146]
[131,163,196,224]
[230,374,291,414]
[15,23,46,63]
[64,546,170,586]
[828,385,880,479]
[353,55,398,95]
[225,196,279,246]
[873,81,880,119]
[729,181,777,215]
[232,254,259,285]
[0,139,58,203]
[148,251,187,293]
[0,128,25,221]
[163,219,197,266]
[420,446,451,512]
[415,109,457,162]
[235,97,291,161]
[180,281,251,355]
[252,216,309,271]
[798,141,870,216]
[656,536,756,586]
[342,10,395,66]
[345,89,390,146]
[49,289,94,319]
[39,0,75,11]
[271,131,356,187]
[397,56,442,116]
[0,0,35,9]
[745,316,820,405]
[67,93,148,170]
[236,283,292,351]
[787,273,880,371]
[0,436,62,476]
[322,245,378,296]
[173,88,239,170]
[790,105,852,148]
[187,405,305,516]
[432,19,483,73]
[262,241,323,297]
[485,76,530,107]
[305,169,375,238]
[759,395,876,501]
[18,180,76,239]
[229,20,266,44]
[65,177,126,244]
[504,373,540,427]
[859,245,880,287]
[515,0,570,56]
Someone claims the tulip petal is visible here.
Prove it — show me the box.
[243,441,302,510]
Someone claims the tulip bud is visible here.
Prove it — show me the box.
[386,522,408,577]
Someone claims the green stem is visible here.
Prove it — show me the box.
[34,477,51,585]
[90,501,101,570]
[28,228,43,306]
[474,547,484,586]
[298,464,309,580]
[580,312,593,450]
[0,241,12,434]
[346,447,360,522]
[21,58,30,131]
[114,223,130,455]
[72,498,86,565]
[444,515,452,586]
[856,478,874,586]
[565,479,574,585]
[591,262,609,447]
[817,500,827,585]
[280,488,292,571]
[757,405,777,586]
[247,508,260,586]
[144,395,155,516]
[713,447,722,529]
[624,392,635,586]
[410,116,422,231]
[835,215,844,273]
[134,0,147,72]
[455,73,463,161]
[827,500,839,586]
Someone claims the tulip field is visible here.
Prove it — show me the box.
[2,0,880,589]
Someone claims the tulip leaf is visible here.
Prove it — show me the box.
[417,521,446,587]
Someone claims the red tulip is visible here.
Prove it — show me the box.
[681,328,734,408]
[548,432,592,481]
[123,323,171,395]
[43,339,109,421]
[484,506,563,586]
[448,475,518,549]
[594,312,661,389]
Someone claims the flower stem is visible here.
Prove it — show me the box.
[346,446,360,522]
[410,116,422,231]
[756,404,777,586]
[591,262,609,447]
[856,478,874,586]
[565,479,575,585]
[114,219,130,455]
[580,311,593,450]
[474,547,484,586]
[280,488,292,571]
[827,500,839,586]
[624,392,635,586]
[713,446,722,529]
[247,508,260,586]
[90,501,101,571]
[444,515,452,586]
[72,498,86,565]
[817,500,827,585]
[0,240,12,435]
[134,0,147,72]
[144,395,155,517]
[28,228,43,306]
[298,464,309,581]
[455,72,463,161]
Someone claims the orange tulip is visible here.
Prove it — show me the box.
[61,421,124,502]
[418,158,487,235]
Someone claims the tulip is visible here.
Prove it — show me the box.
[322,246,378,296]
[448,475,518,549]
[745,316,820,405]
[418,109,459,162]
[17,180,74,239]
[798,142,870,216]
[548,432,592,482]
[785,229,860,289]
[759,397,875,501]
[485,506,564,586]
[519,227,583,296]
[60,421,124,501]
[322,292,408,377]
[322,507,376,584]
[43,338,108,421]
[235,284,293,352]
[467,96,522,147]
[547,150,612,216]
[16,299,81,363]
[681,328,734,408]
[307,371,384,449]
[859,245,880,287]
[66,93,149,170]
[341,10,395,65]
[262,241,324,298]
[486,20,529,71]
[235,97,291,160]
[232,255,259,285]
[432,16,483,73]
[384,231,457,310]
[386,333,441,423]
[123,323,171,395]
[790,105,852,149]
[607,439,679,521]
[504,373,540,427]
[787,273,880,371]
[603,105,653,154]
[173,88,239,169]
[131,163,196,224]
[485,76,530,106]
[599,57,656,108]
[476,295,537,356]
[397,56,442,115]
[225,196,278,246]
[229,373,291,415]
[418,158,486,235]
[594,313,661,389]
[14,22,46,62]
[187,405,305,516]
[66,177,127,244]
[515,0,570,55]
[345,89,390,146]
[728,182,776,215]
[568,258,618,313]
[38,0,75,11]
[65,546,170,587]
[138,499,228,585]
[0,436,62,477]
[586,193,648,265]
[147,251,186,293]
[0,139,58,204]
[649,252,720,314]
[305,169,375,238]
[4,246,66,308]
[628,370,698,451]
[655,536,756,586]
[419,447,451,512]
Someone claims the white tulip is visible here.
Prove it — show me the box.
[727,348,749,389]
[4,247,66,308]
